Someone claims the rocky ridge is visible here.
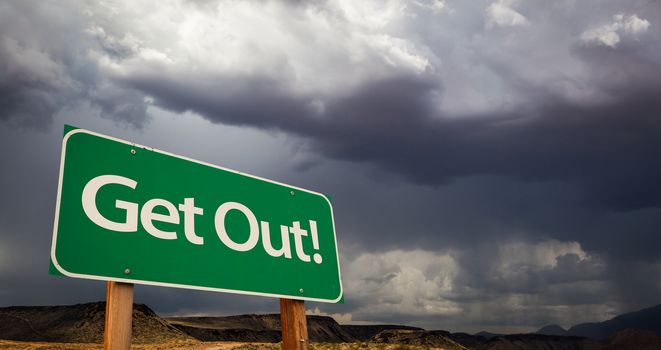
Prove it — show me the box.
[0,302,191,343]
[0,302,660,349]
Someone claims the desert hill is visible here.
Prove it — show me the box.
[368,329,661,350]
[367,329,661,350]
[1,302,660,349]
[477,334,602,350]
[0,302,417,344]
[477,330,661,350]
[340,324,423,340]
[167,314,355,342]
[371,329,473,349]
[605,329,661,350]
[167,314,426,342]
[0,302,191,344]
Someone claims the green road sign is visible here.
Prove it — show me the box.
[50,126,342,303]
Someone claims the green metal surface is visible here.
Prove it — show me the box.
[50,126,342,303]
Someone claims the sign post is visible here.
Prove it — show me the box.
[280,298,309,350]
[104,282,134,350]
[50,126,342,349]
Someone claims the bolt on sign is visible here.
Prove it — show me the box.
[50,126,343,303]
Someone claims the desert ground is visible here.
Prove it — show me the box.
[0,340,455,350]
[0,340,234,350]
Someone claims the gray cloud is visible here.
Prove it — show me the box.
[3,1,659,211]
[1,0,660,333]
[0,2,83,128]
[328,240,639,332]
[124,61,661,211]
[78,0,661,211]
[0,2,149,128]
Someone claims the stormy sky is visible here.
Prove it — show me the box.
[1,0,660,333]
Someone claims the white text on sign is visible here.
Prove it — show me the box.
[81,175,323,264]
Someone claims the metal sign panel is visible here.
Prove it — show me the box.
[50,126,342,303]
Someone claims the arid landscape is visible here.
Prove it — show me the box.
[1,302,660,350]
[2,1,661,350]
[0,340,460,350]
[3,1,661,349]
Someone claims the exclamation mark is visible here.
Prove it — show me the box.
[309,220,323,264]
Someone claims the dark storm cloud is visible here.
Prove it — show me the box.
[125,73,315,131]
[69,1,658,213]
[454,249,606,298]
[3,0,659,210]
[124,59,661,212]
[0,2,83,128]
[0,2,148,128]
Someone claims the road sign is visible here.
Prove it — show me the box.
[50,126,342,303]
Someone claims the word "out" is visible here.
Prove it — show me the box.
[81,175,323,264]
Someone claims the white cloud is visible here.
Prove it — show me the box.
[488,240,605,288]
[335,0,406,31]
[485,0,529,28]
[85,0,431,99]
[85,25,141,57]
[366,34,430,73]
[581,14,650,47]
[619,14,651,35]
[414,0,447,14]
[0,38,71,90]
[335,240,608,327]
[344,249,461,317]
[73,0,656,126]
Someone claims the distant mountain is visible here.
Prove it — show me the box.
[477,334,602,350]
[533,304,661,340]
[371,329,472,350]
[536,324,568,336]
[476,330,661,350]
[566,304,661,340]
[0,302,191,343]
[474,331,502,339]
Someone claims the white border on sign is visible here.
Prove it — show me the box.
[50,127,343,303]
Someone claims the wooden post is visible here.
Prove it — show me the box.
[280,298,308,350]
[104,281,134,350]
